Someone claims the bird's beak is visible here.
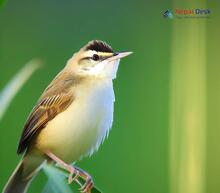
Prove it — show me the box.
[107,51,133,62]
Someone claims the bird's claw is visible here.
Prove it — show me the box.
[79,177,93,193]
[67,166,93,193]
[68,169,80,184]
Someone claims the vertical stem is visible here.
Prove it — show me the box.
[169,9,207,193]
[206,1,220,192]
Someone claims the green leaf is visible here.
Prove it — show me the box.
[0,59,41,120]
[43,165,73,193]
[42,164,102,193]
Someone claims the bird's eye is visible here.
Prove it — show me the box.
[92,54,99,61]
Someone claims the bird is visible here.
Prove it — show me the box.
[3,40,132,193]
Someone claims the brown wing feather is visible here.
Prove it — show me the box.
[17,71,79,154]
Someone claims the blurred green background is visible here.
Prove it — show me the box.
[0,0,219,193]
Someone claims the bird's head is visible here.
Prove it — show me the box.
[67,40,132,79]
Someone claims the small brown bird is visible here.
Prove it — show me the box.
[3,40,132,193]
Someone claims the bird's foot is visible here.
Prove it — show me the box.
[68,168,80,184]
[74,167,93,193]
[44,151,93,192]
[79,175,93,193]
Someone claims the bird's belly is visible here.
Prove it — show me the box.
[36,83,114,163]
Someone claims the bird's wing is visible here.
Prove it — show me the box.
[17,71,77,154]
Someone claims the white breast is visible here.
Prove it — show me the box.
[36,79,115,163]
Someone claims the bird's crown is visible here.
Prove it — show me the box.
[84,40,113,53]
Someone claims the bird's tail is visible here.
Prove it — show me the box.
[3,152,44,193]
[3,161,30,193]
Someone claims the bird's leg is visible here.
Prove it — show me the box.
[44,151,93,193]
[45,151,80,184]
